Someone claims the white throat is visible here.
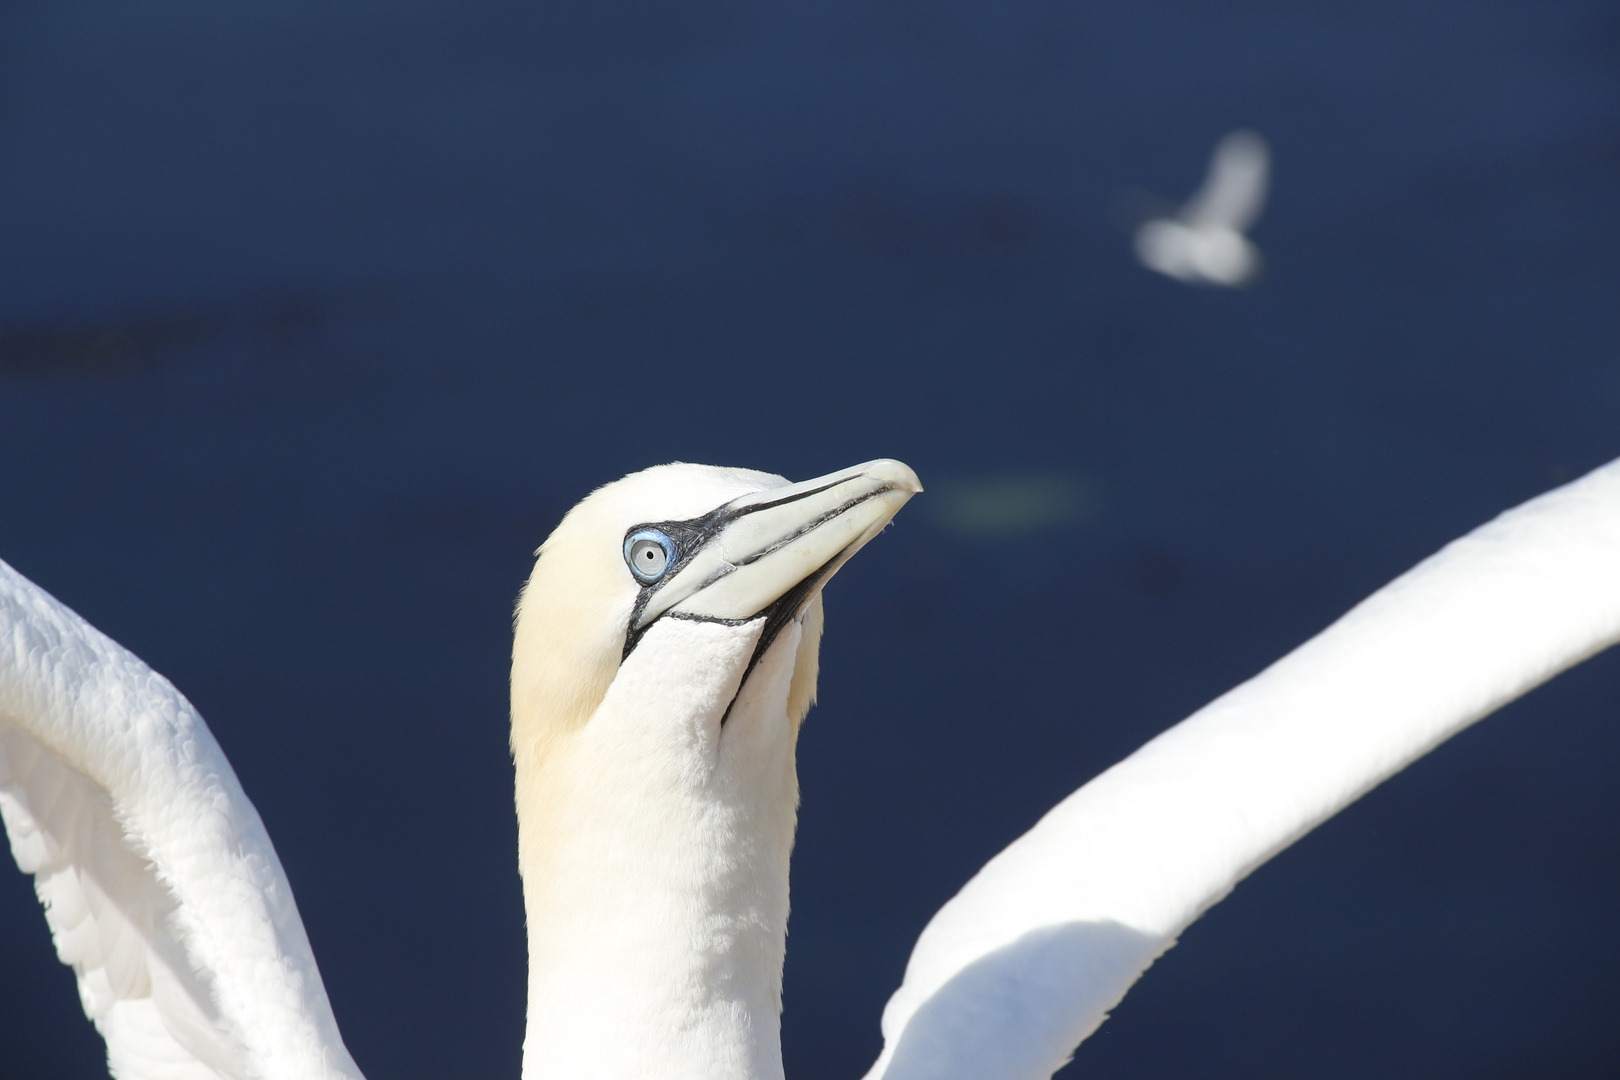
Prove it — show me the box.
[518,615,804,1080]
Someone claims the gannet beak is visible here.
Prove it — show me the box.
[633,458,922,630]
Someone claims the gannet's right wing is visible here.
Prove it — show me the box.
[0,559,364,1080]
[866,455,1620,1080]
[1181,129,1269,232]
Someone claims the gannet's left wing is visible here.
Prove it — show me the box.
[866,455,1620,1080]
[0,558,364,1080]
[1181,129,1269,232]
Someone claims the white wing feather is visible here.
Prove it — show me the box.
[867,455,1620,1080]
[0,559,364,1080]
[1181,129,1269,232]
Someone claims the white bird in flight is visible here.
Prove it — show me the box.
[1135,129,1270,287]
[2,454,1619,1080]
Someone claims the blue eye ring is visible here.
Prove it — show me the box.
[624,528,676,584]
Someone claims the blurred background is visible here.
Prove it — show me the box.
[1,1,1617,1077]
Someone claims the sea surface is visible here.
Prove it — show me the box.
[1,2,1617,1077]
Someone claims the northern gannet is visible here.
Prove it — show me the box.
[2,455,1619,1080]
[510,459,919,1078]
[1134,130,1269,287]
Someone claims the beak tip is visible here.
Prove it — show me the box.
[864,458,924,497]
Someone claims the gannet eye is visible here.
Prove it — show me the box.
[624,529,676,584]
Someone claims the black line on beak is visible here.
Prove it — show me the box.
[620,476,881,662]
[717,544,848,728]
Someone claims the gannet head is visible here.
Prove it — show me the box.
[510,458,920,1080]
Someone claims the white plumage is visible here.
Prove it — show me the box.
[512,460,917,1080]
[2,454,1618,1080]
[0,552,360,1080]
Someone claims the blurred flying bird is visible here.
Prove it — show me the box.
[1135,130,1269,287]
[4,455,1620,1080]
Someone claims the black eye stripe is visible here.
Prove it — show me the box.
[618,477,869,661]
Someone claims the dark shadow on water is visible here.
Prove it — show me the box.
[0,292,366,379]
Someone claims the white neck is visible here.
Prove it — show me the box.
[517,617,803,1080]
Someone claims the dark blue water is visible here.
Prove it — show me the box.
[1,2,1617,1077]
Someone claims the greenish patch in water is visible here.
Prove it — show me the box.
[926,475,1095,539]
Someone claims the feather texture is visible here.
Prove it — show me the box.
[0,559,363,1080]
